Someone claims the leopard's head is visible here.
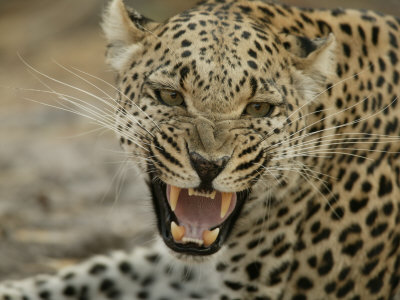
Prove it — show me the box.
[102,0,335,257]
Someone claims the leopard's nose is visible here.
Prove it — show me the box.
[189,152,229,190]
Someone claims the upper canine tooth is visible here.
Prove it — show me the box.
[171,221,185,241]
[188,188,194,196]
[210,190,216,199]
[203,228,220,246]
[169,186,181,211]
[221,192,233,218]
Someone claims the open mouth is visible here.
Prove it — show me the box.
[149,178,249,255]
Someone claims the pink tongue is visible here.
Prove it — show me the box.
[166,186,236,241]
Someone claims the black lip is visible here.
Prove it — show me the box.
[149,174,249,256]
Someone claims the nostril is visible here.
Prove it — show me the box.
[189,152,229,189]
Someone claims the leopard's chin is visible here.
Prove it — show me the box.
[149,174,249,256]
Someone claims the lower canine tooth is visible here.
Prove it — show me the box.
[188,188,194,196]
[221,192,233,218]
[203,228,220,246]
[171,222,185,241]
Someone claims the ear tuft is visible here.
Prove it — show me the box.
[102,0,158,70]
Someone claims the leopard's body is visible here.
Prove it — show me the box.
[1,0,400,299]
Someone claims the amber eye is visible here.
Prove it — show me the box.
[156,89,184,106]
[244,102,274,117]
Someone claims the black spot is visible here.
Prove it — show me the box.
[339,224,362,243]
[366,209,378,226]
[371,26,380,45]
[362,181,372,193]
[378,175,393,196]
[362,259,379,275]
[300,13,314,24]
[378,57,386,71]
[325,282,336,294]
[331,206,345,220]
[344,172,359,191]
[238,5,252,13]
[340,23,352,35]
[370,222,388,237]
[231,253,246,262]
[312,228,331,244]
[181,40,192,47]
[118,261,132,274]
[275,243,291,257]
[249,76,258,97]
[362,15,377,22]
[89,263,107,275]
[181,50,192,58]
[297,276,313,289]
[137,291,148,299]
[39,291,50,300]
[247,60,258,69]
[331,8,345,16]
[242,31,251,39]
[376,76,385,87]
[358,25,366,41]
[173,30,186,39]
[366,270,385,294]
[180,66,190,80]
[99,279,114,292]
[389,50,398,65]
[336,280,355,298]
[145,59,153,66]
[349,197,369,213]
[393,70,399,84]
[246,262,262,280]
[342,43,351,57]
[342,240,363,256]
[224,281,243,290]
[63,286,76,297]
[145,254,160,263]
[291,294,306,300]
[383,202,394,216]
[258,6,275,18]
[188,23,196,30]
[338,266,351,280]
[318,250,334,275]
[367,243,384,258]
[248,49,257,58]
[389,32,399,49]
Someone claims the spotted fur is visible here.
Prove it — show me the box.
[1,0,400,299]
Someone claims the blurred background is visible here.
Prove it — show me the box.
[0,0,399,280]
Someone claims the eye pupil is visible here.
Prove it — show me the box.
[254,104,261,110]
[170,92,177,99]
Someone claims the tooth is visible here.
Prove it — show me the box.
[171,222,185,241]
[210,190,216,199]
[203,228,220,246]
[221,192,233,218]
[189,188,194,196]
[170,186,181,211]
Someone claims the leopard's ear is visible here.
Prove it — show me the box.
[102,0,159,70]
[283,33,336,84]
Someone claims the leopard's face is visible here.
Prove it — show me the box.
[105,0,335,257]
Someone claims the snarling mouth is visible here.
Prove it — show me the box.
[149,178,249,255]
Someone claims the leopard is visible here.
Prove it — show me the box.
[1,0,400,299]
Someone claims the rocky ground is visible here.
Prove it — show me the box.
[0,0,398,281]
